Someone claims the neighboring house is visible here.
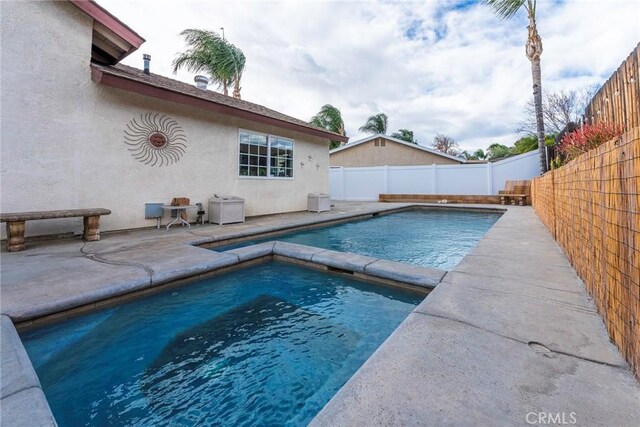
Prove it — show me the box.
[0,0,347,238]
[330,135,464,167]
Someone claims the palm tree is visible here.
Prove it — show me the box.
[310,104,346,149]
[391,129,417,144]
[487,143,512,159]
[173,29,246,99]
[359,113,388,135]
[484,0,546,173]
[461,149,487,160]
[473,149,487,160]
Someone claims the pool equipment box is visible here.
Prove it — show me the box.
[308,193,330,213]
[209,196,245,224]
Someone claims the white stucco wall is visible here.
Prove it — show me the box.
[1,1,329,238]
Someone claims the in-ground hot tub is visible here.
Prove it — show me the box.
[20,261,423,426]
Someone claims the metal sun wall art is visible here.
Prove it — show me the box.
[123,113,187,166]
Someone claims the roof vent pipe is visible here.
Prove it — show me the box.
[194,75,209,90]
[143,54,151,75]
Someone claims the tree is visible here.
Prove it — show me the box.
[517,86,600,135]
[512,135,539,154]
[461,149,487,160]
[486,143,511,159]
[431,134,459,155]
[485,0,546,173]
[391,129,417,144]
[473,149,487,160]
[517,91,574,135]
[173,29,246,99]
[310,104,346,150]
[359,113,388,135]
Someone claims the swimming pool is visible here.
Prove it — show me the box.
[216,209,501,270]
[21,262,422,426]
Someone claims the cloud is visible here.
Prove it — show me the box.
[101,0,640,151]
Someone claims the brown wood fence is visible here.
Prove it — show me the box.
[531,128,639,378]
[584,43,640,132]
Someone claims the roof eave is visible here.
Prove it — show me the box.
[330,134,465,162]
[91,66,349,143]
[71,1,145,48]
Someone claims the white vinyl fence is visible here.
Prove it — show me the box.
[329,150,540,201]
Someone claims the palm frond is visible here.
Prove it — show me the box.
[359,113,388,134]
[310,104,345,135]
[174,28,247,97]
[483,0,526,19]
[172,50,209,74]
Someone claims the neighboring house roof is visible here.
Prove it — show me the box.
[330,134,465,163]
[91,63,348,143]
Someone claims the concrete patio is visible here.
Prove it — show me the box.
[1,202,639,426]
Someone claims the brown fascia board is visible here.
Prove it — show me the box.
[71,0,145,61]
[91,67,349,143]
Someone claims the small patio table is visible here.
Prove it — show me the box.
[161,205,197,230]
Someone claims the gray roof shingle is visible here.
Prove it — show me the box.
[91,62,347,142]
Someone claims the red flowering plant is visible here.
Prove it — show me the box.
[559,122,622,162]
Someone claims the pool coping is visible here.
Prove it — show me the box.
[1,202,482,425]
[12,243,445,331]
[0,247,441,427]
[2,203,497,324]
[309,207,640,425]
[0,315,57,426]
[7,202,636,425]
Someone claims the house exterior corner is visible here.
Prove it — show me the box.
[0,0,332,238]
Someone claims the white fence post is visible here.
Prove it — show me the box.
[432,164,437,194]
[486,161,493,195]
[383,165,389,194]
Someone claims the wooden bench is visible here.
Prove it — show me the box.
[0,208,111,252]
[498,180,531,206]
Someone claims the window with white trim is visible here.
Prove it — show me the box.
[239,131,294,178]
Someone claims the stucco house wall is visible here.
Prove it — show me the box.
[1,1,330,238]
[330,137,462,167]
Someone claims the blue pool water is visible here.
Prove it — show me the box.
[217,209,501,270]
[21,262,422,426]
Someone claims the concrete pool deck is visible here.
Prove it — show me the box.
[1,202,639,425]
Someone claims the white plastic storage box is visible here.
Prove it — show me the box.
[209,196,245,224]
[308,193,330,213]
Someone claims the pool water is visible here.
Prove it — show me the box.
[217,209,501,270]
[21,262,423,426]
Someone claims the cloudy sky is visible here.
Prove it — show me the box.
[101,0,639,152]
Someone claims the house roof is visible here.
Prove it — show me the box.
[71,1,145,64]
[70,1,346,143]
[330,134,465,162]
[91,63,348,143]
